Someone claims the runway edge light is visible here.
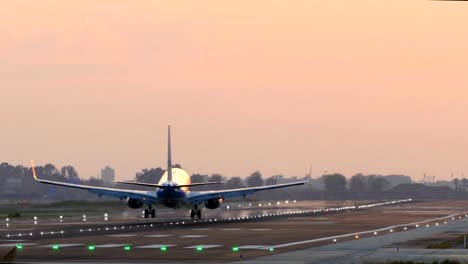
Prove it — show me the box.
[196,246,203,251]
[88,245,95,251]
[16,245,23,249]
[232,246,239,252]
[124,245,131,251]
[160,246,167,251]
[52,245,59,250]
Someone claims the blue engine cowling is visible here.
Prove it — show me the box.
[127,198,144,209]
[204,198,223,209]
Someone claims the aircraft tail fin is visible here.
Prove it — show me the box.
[167,124,173,182]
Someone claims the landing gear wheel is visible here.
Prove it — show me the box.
[151,209,156,218]
[190,210,195,219]
[144,209,150,218]
[196,209,201,219]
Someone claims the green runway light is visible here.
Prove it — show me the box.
[160,246,167,251]
[269,248,274,252]
[52,245,60,250]
[88,245,95,251]
[16,245,23,249]
[124,245,131,251]
[232,247,239,252]
[196,246,203,251]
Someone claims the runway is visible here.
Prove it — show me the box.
[2,199,467,263]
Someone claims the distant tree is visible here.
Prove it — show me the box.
[86,177,104,187]
[245,171,264,187]
[191,174,210,183]
[454,178,460,191]
[349,174,367,192]
[322,174,347,192]
[209,174,225,182]
[367,176,390,192]
[173,164,182,169]
[225,177,244,189]
[135,167,165,183]
[60,165,80,181]
[265,175,284,185]
[461,178,468,189]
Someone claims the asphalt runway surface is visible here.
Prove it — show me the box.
[1,199,467,263]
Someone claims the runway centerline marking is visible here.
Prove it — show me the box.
[185,244,223,249]
[40,244,83,248]
[136,244,177,249]
[0,243,36,247]
[180,235,207,238]
[94,244,127,248]
[191,228,213,231]
[107,234,137,237]
[239,245,270,249]
[268,213,460,249]
[249,229,271,231]
[144,234,172,238]
[219,228,242,231]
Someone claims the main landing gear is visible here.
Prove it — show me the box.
[190,205,202,219]
[144,205,156,218]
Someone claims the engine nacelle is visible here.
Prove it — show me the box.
[127,198,144,209]
[204,198,223,209]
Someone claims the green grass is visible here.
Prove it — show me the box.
[427,235,466,249]
[364,260,462,264]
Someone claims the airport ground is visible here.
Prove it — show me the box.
[1,199,468,263]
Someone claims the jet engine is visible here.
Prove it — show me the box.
[127,198,144,209]
[204,197,223,209]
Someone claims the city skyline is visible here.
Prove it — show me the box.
[1,0,467,180]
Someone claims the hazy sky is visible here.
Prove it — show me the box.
[1,1,467,181]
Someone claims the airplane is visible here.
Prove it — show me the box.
[31,125,308,219]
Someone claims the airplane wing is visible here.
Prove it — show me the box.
[186,180,309,204]
[31,161,158,203]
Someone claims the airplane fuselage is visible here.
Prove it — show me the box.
[156,182,187,208]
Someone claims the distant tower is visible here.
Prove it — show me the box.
[101,166,115,183]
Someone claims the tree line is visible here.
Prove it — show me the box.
[0,161,424,202]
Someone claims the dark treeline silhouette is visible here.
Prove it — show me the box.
[1,162,468,202]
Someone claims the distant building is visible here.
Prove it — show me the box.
[5,177,23,193]
[101,166,115,183]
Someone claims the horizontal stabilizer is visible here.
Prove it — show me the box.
[177,181,225,188]
[115,181,165,188]
[115,181,225,188]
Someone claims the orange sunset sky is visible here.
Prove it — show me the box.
[1,1,467,181]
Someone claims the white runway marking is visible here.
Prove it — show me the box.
[0,243,36,247]
[94,244,127,248]
[191,228,213,231]
[238,245,270,249]
[0,240,29,242]
[270,213,460,249]
[185,245,223,249]
[40,244,83,248]
[0,228,35,231]
[107,234,137,237]
[136,244,177,249]
[220,228,242,231]
[249,228,271,231]
[144,234,172,238]
[180,235,207,238]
